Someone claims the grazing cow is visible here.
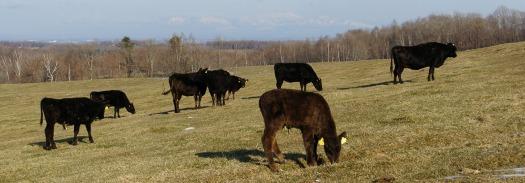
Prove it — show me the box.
[90,90,135,118]
[259,89,347,172]
[390,42,458,84]
[206,69,231,106]
[274,63,322,91]
[162,68,208,113]
[40,97,105,150]
[226,75,247,100]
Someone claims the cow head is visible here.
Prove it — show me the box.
[324,132,347,163]
[197,68,208,74]
[126,103,136,114]
[313,78,323,91]
[447,43,458,58]
[238,78,247,88]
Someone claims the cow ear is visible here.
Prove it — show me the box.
[338,132,347,139]
[338,132,348,144]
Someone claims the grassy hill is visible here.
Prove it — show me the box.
[0,42,524,182]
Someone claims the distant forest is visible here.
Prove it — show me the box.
[0,6,524,83]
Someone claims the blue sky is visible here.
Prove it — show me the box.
[0,0,524,41]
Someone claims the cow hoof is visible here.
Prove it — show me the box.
[43,146,52,150]
[70,141,78,145]
[51,145,57,149]
[269,164,281,172]
[316,158,325,165]
[275,154,285,163]
[89,139,94,143]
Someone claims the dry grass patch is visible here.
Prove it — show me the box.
[0,42,524,182]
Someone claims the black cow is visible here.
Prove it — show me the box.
[40,97,105,150]
[206,69,231,106]
[259,89,347,172]
[90,90,135,118]
[390,42,458,84]
[274,63,322,91]
[226,75,247,100]
[162,68,208,113]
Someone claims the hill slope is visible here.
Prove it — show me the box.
[0,42,524,182]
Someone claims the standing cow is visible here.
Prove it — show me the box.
[274,63,322,91]
[390,42,457,84]
[90,90,135,118]
[259,89,346,172]
[206,69,231,106]
[162,68,208,113]
[226,75,247,100]
[40,97,105,150]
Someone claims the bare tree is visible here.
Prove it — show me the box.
[1,56,10,82]
[43,54,59,82]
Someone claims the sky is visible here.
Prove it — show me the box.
[0,0,524,42]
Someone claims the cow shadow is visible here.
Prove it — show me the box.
[337,80,413,90]
[29,136,90,147]
[195,149,307,168]
[148,106,209,116]
[241,96,260,100]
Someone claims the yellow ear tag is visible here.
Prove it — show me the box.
[105,106,109,110]
[341,137,348,144]
[318,137,348,146]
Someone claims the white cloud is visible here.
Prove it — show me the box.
[168,16,186,25]
[241,12,303,27]
[240,12,370,30]
[199,16,231,25]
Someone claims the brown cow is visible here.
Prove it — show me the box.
[259,89,347,172]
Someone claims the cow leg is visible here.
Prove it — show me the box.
[86,123,94,143]
[301,129,316,166]
[398,67,405,84]
[44,122,56,150]
[198,94,202,108]
[172,92,179,113]
[276,80,283,89]
[430,67,436,81]
[232,92,235,100]
[117,107,120,118]
[194,95,198,108]
[71,124,80,145]
[217,93,222,106]
[272,138,285,163]
[175,93,182,113]
[211,93,216,106]
[428,66,434,81]
[113,107,117,118]
[220,92,224,106]
[226,91,230,100]
[262,127,279,172]
[393,66,398,84]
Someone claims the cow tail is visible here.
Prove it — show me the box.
[162,88,172,95]
[40,100,44,126]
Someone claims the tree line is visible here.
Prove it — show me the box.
[0,6,524,83]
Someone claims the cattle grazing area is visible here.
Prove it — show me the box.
[90,90,136,118]
[0,42,524,182]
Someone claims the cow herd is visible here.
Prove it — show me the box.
[38,42,458,171]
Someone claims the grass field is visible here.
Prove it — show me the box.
[0,42,524,182]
